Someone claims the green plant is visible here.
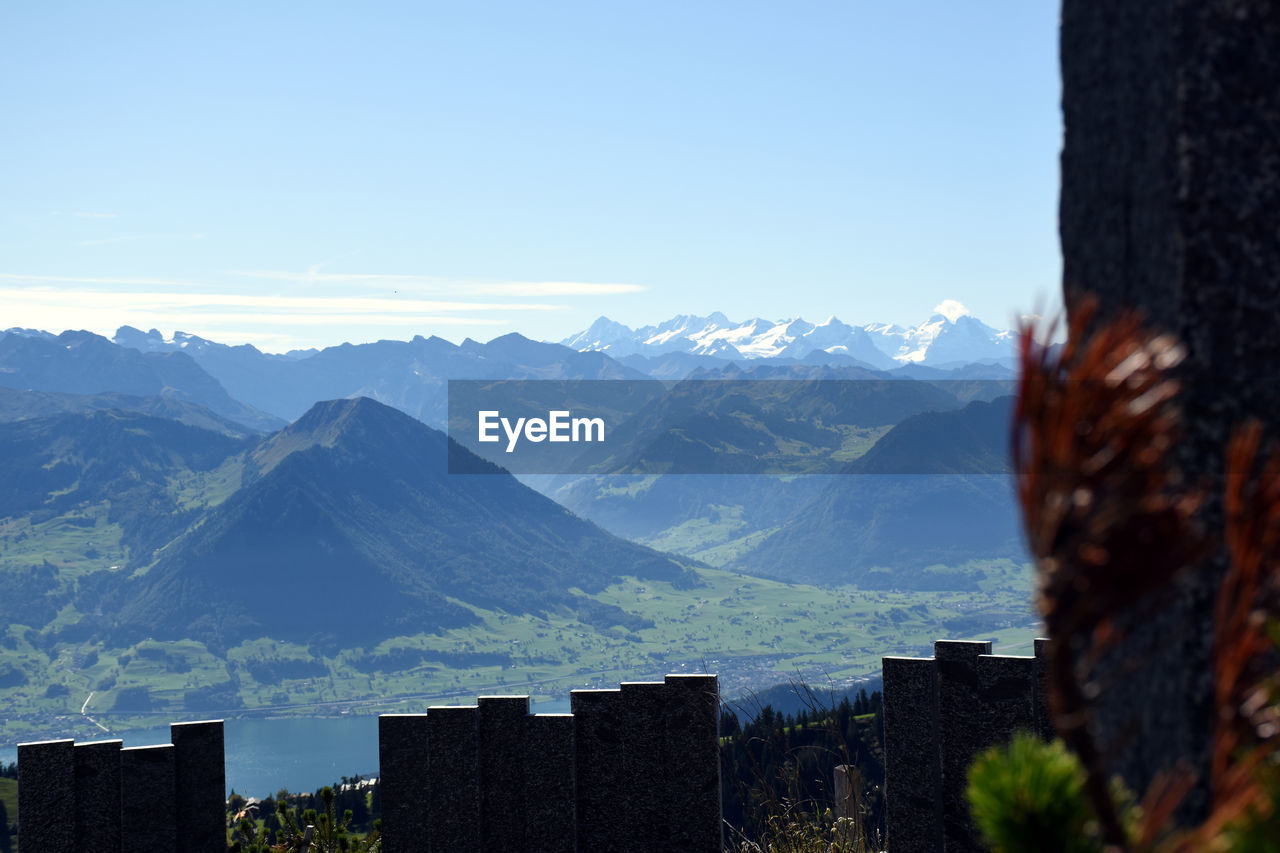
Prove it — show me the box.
[273,786,381,853]
[968,733,1140,853]
[722,683,883,852]
[732,806,867,853]
[227,815,272,853]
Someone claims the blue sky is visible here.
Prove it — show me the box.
[1,2,1061,352]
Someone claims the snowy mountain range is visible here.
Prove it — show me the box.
[558,301,1016,369]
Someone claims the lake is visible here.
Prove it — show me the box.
[1,699,571,796]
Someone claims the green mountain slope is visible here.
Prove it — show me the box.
[0,386,260,437]
[727,397,1025,586]
[0,410,251,629]
[94,398,699,650]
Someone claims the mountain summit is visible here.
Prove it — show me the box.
[102,397,697,650]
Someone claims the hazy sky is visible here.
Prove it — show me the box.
[1,2,1061,352]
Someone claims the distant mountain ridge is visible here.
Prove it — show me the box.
[0,386,257,437]
[3,312,1016,433]
[108,327,645,424]
[559,304,1016,368]
[0,330,284,432]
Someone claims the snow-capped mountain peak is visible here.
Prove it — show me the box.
[558,304,1015,368]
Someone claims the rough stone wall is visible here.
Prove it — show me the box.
[18,675,719,853]
[16,721,224,853]
[1060,0,1280,816]
[378,672,722,853]
[882,640,1048,853]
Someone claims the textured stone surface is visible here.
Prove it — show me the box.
[618,681,667,850]
[976,655,1037,747]
[121,744,177,853]
[17,738,75,853]
[1032,637,1053,741]
[935,640,991,853]
[427,705,480,852]
[376,712,432,850]
[379,714,431,853]
[882,657,943,853]
[571,688,624,853]
[522,714,575,853]
[1061,0,1280,819]
[477,696,530,852]
[663,674,721,853]
[74,739,122,853]
[375,675,721,852]
[834,765,859,820]
[171,720,224,853]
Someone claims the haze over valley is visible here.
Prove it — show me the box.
[0,308,1038,752]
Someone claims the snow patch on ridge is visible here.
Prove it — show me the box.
[559,306,1015,368]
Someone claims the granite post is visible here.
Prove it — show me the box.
[74,739,122,853]
[1032,637,1053,741]
[1060,0,1280,817]
[522,714,575,853]
[934,640,991,853]
[882,657,943,853]
[378,713,431,853]
[975,654,1037,750]
[120,744,177,853]
[170,720,224,853]
[427,705,480,852]
[618,681,668,850]
[16,738,74,853]
[476,696,530,853]
[662,674,721,853]
[834,765,859,820]
[571,688,624,853]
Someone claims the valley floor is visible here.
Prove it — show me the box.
[0,560,1038,747]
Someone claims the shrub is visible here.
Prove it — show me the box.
[967,733,1138,853]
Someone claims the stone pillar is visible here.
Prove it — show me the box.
[17,738,75,853]
[120,744,177,853]
[523,714,575,853]
[663,674,721,853]
[617,681,667,851]
[1060,0,1280,816]
[834,765,859,820]
[1032,638,1053,741]
[74,739,122,853]
[427,705,480,852]
[379,714,431,853]
[935,640,991,853]
[571,688,624,853]
[882,657,943,853]
[171,720,224,853]
[476,696,529,853]
[976,654,1037,749]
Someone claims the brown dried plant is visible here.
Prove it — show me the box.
[1014,298,1280,851]
[1014,298,1205,847]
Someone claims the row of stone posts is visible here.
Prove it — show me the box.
[379,673,722,853]
[16,673,721,853]
[882,639,1050,853]
[17,720,226,853]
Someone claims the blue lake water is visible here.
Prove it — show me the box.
[2,700,571,797]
